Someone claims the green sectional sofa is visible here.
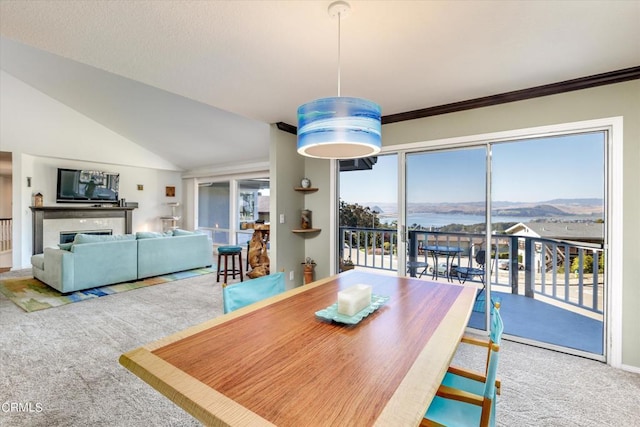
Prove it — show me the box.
[31,230,213,293]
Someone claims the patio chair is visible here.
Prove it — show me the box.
[456,245,487,294]
[422,341,501,427]
[222,272,285,314]
[407,258,429,278]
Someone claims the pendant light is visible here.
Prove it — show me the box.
[297,1,382,159]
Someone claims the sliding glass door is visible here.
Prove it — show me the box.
[490,132,606,356]
[337,127,608,358]
[399,131,606,357]
[198,177,270,248]
[405,147,489,329]
[198,182,230,245]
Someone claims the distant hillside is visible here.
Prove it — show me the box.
[358,198,603,217]
[494,204,570,217]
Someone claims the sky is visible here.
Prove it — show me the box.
[339,131,605,205]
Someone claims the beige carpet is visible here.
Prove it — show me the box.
[1,268,639,426]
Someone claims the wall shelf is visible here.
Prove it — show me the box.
[293,181,320,234]
[293,187,319,193]
[292,228,321,234]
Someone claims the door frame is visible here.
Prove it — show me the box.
[332,117,623,367]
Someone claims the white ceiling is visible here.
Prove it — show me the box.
[1,1,639,171]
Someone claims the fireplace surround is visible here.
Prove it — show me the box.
[30,206,135,254]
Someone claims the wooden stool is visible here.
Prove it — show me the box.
[217,246,243,283]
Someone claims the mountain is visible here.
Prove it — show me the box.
[359,198,603,217]
[493,204,569,216]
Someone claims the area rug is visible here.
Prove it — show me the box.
[0,267,216,313]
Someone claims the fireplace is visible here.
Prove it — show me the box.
[60,229,113,244]
[30,206,135,254]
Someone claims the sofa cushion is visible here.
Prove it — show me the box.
[136,231,172,239]
[74,233,135,244]
[172,229,194,236]
[58,242,73,251]
[137,233,213,279]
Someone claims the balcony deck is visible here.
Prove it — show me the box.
[355,266,603,356]
[468,289,603,355]
[341,226,605,358]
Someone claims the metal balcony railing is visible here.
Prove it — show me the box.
[339,226,604,314]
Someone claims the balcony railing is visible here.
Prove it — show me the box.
[339,226,604,315]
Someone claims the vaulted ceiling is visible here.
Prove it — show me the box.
[1,1,639,171]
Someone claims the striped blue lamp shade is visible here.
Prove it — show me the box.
[297,97,381,159]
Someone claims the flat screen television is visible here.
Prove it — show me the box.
[56,168,120,204]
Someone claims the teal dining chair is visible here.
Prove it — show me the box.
[421,302,504,426]
[222,272,285,314]
[444,302,504,394]
[422,342,501,427]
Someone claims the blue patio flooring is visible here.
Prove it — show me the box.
[467,291,603,355]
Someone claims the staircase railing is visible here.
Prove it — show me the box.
[0,218,12,252]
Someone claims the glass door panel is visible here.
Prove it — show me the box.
[198,182,230,245]
[237,179,270,247]
[338,155,398,273]
[405,147,488,329]
[491,132,606,356]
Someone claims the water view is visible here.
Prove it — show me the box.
[377,212,602,229]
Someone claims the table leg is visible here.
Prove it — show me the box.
[430,252,439,280]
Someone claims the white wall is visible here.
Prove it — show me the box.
[0,71,185,269]
[270,125,305,289]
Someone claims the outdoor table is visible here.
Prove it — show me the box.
[119,270,476,426]
[424,245,464,282]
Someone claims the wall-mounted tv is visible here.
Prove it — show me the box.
[56,168,120,204]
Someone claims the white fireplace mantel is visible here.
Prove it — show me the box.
[30,206,135,254]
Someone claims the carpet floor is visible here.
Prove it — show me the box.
[1,268,639,426]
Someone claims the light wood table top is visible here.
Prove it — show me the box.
[120,270,476,426]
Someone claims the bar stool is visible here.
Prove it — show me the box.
[217,245,244,283]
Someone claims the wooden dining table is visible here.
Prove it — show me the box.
[119,270,476,426]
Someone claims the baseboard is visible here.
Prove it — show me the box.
[620,363,640,374]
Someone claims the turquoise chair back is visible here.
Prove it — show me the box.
[480,343,501,427]
[484,343,500,400]
[490,302,504,345]
[223,272,285,314]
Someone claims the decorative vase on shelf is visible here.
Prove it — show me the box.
[34,193,43,207]
[301,209,312,229]
[301,177,311,188]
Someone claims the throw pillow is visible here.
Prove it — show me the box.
[58,242,73,251]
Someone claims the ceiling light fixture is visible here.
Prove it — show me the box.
[297,1,381,159]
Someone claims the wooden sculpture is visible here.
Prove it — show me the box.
[246,223,270,278]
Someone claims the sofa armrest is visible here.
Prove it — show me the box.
[41,248,75,293]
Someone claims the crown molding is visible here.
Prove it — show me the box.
[382,66,640,124]
[277,66,640,134]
